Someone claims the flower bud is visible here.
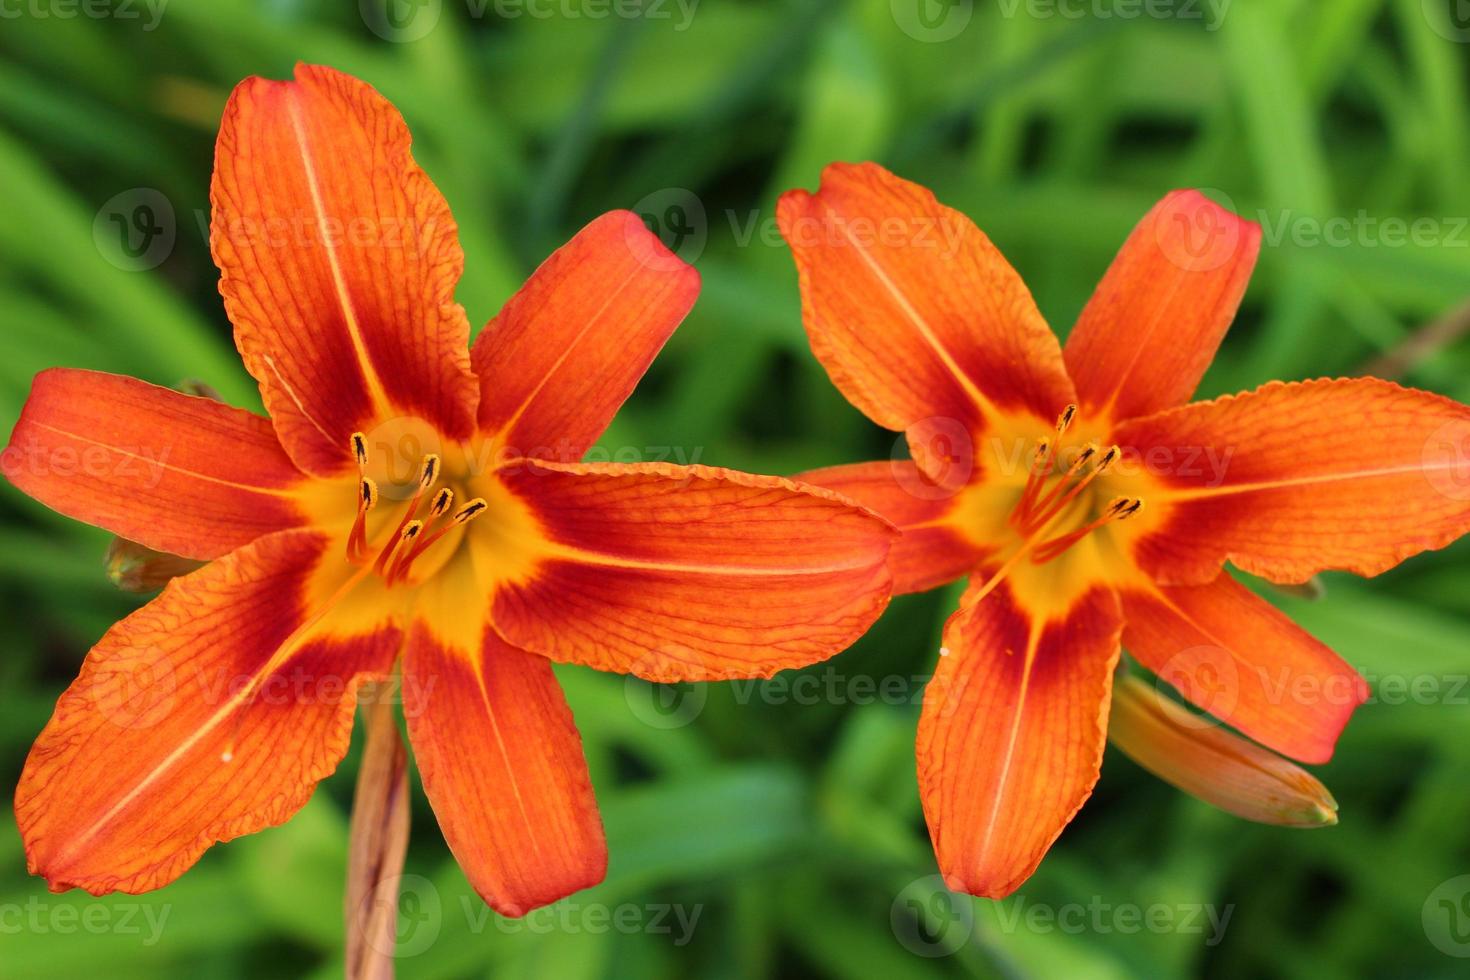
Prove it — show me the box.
[1110,673,1339,827]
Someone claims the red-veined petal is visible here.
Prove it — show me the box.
[917,581,1122,898]
[1,369,306,560]
[778,162,1075,474]
[489,461,895,681]
[16,530,402,895]
[797,459,986,594]
[405,568,605,917]
[472,210,699,461]
[1119,574,1366,764]
[1064,190,1261,423]
[1115,378,1470,583]
[212,63,478,475]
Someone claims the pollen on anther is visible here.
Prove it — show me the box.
[452,498,488,524]
[401,520,424,541]
[359,477,379,511]
[429,487,454,518]
[419,454,441,488]
[1056,403,1077,433]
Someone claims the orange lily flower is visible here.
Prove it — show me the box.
[0,66,895,916]
[779,161,1470,898]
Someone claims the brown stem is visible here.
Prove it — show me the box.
[1360,298,1470,380]
[345,679,411,980]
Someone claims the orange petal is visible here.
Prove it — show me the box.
[1064,191,1261,423]
[1,369,307,560]
[1109,674,1340,827]
[472,210,700,461]
[212,63,479,475]
[797,459,987,594]
[1119,574,1367,764]
[1115,378,1470,583]
[917,581,1123,898]
[490,461,895,681]
[405,578,606,917]
[778,162,1075,475]
[16,530,401,894]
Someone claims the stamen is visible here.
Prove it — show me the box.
[1031,496,1143,564]
[347,477,379,561]
[1021,443,1098,531]
[388,498,489,585]
[372,453,442,572]
[377,520,423,579]
[1013,437,1054,526]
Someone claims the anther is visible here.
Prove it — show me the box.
[1030,496,1144,564]
[347,476,379,561]
[429,487,454,518]
[1056,403,1077,435]
[351,432,369,471]
[452,498,488,524]
[387,498,489,586]
[419,454,441,488]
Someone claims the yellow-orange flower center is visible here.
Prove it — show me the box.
[955,403,1150,616]
[344,434,490,587]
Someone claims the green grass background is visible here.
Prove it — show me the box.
[2,0,1469,977]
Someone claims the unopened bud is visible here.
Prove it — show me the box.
[1110,673,1339,827]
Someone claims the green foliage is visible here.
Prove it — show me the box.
[1,1,1468,977]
